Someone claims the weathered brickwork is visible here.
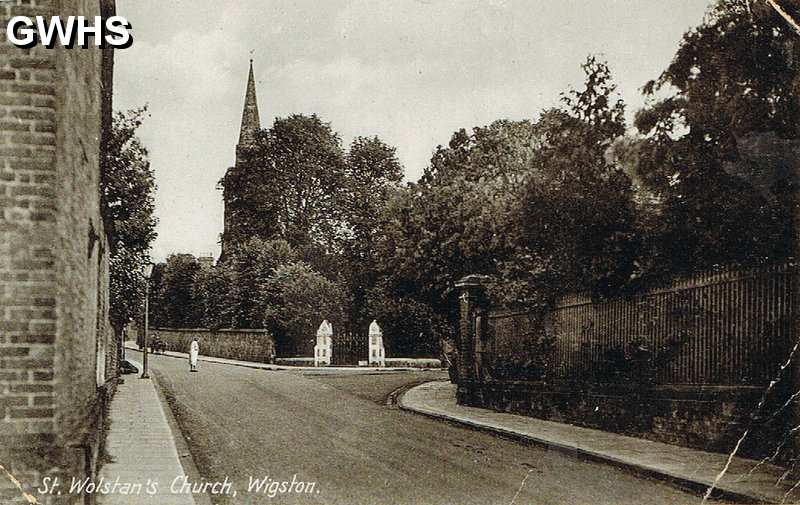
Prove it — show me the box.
[0,1,118,504]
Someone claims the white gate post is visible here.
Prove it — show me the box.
[314,320,333,367]
[368,320,385,367]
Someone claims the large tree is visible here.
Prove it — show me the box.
[261,261,344,356]
[510,57,638,304]
[339,136,403,331]
[156,254,203,328]
[632,0,796,275]
[223,238,297,328]
[103,107,157,338]
[222,114,348,270]
[368,57,640,363]
[370,118,541,353]
[377,120,538,308]
[223,117,410,334]
[191,261,235,330]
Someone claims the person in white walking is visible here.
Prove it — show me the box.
[189,337,200,372]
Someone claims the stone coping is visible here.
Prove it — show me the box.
[399,381,800,504]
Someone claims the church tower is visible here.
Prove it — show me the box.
[237,59,261,162]
[221,60,262,260]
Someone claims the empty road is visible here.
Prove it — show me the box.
[132,350,719,505]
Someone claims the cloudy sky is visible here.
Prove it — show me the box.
[114,0,711,261]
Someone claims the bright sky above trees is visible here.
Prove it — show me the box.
[114,0,710,260]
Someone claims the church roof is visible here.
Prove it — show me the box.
[238,60,261,147]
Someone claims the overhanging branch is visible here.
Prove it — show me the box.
[767,0,800,36]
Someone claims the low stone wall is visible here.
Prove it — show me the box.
[274,357,443,368]
[275,357,315,366]
[458,380,786,460]
[153,328,276,364]
[386,358,442,369]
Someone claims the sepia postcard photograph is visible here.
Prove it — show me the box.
[3,0,800,504]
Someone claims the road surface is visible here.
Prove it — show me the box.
[133,350,718,505]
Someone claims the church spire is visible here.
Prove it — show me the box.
[238,59,261,148]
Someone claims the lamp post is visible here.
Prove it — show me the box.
[140,262,154,379]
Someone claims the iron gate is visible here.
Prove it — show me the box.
[332,332,367,366]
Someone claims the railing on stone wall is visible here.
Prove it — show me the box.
[465,263,795,387]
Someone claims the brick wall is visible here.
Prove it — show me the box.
[0,1,117,504]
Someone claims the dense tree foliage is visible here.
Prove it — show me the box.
[218,116,410,340]
[339,136,403,331]
[225,238,297,328]
[370,57,638,346]
[630,0,797,275]
[222,114,348,270]
[156,3,797,360]
[509,58,638,304]
[191,261,235,329]
[103,107,157,337]
[261,261,344,355]
[149,241,343,356]
[155,254,203,328]
[147,262,166,327]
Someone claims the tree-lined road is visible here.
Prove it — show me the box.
[134,351,714,505]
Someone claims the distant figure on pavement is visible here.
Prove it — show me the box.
[189,337,199,372]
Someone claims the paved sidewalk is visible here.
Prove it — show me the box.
[124,341,440,373]
[400,381,800,504]
[99,359,195,505]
